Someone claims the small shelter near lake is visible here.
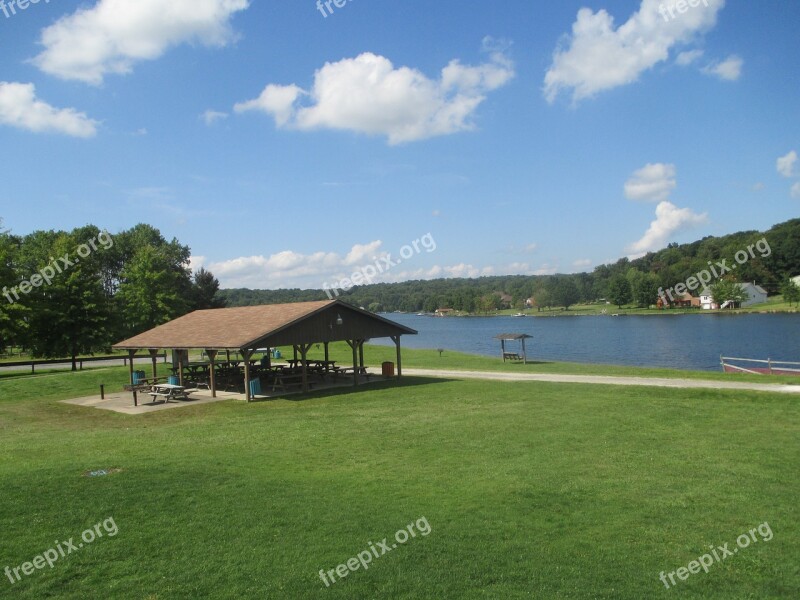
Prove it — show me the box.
[495,333,532,364]
[113,300,417,401]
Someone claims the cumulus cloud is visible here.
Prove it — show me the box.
[0,82,97,137]
[792,182,800,199]
[32,0,250,84]
[624,163,677,202]
[777,150,798,178]
[544,0,726,103]
[626,201,708,256]
[701,54,743,81]
[234,43,514,144]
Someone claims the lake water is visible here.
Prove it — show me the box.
[371,313,800,372]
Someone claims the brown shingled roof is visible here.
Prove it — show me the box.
[114,300,333,350]
[113,299,416,350]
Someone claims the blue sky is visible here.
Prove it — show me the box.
[1,0,798,289]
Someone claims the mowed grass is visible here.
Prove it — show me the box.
[0,365,798,599]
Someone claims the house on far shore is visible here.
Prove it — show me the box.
[435,308,455,317]
[792,275,800,287]
[657,292,696,309]
[700,283,768,309]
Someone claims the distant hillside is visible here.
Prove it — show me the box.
[218,218,800,312]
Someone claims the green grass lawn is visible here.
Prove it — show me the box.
[0,361,797,599]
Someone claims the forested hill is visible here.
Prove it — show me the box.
[220,218,800,312]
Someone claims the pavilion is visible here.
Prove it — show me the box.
[112,299,417,402]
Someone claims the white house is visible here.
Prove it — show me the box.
[700,283,768,309]
[792,275,800,287]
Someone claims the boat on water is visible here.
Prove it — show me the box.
[512,313,527,317]
[720,356,800,376]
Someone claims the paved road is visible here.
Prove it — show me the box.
[403,368,800,395]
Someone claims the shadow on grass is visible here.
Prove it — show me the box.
[250,376,455,403]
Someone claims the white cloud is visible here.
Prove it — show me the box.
[234,45,514,145]
[676,49,704,66]
[544,0,726,103]
[624,163,677,202]
[792,182,800,199]
[202,110,228,125]
[0,82,97,137]
[701,54,743,81]
[573,259,592,268]
[32,0,250,84]
[626,201,708,256]
[777,151,798,178]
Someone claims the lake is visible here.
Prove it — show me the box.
[371,313,800,372]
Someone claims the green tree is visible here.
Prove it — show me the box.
[780,279,800,307]
[0,222,29,351]
[24,228,112,370]
[607,274,632,308]
[193,267,226,310]
[710,279,749,309]
[548,276,580,310]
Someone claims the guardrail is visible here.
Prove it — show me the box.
[720,356,800,375]
[0,354,167,374]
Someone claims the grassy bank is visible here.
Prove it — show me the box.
[0,364,798,599]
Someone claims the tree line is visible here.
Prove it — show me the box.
[220,218,800,312]
[0,221,224,369]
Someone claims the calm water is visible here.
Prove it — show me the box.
[371,313,800,372]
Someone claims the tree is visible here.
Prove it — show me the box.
[0,222,28,351]
[193,267,226,310]
[780,279,800,307]
[24,228,112,370]
[607,274,632,308]
[116,245,193,336]
[548,276,580,310]
[710,279,749,309]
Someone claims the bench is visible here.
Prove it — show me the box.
[503,352,523,362]
[336,367,371,380]
[271,373,315,393]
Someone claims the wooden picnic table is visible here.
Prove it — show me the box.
[148,383,190,404]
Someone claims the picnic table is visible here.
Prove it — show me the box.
[503,352,523,361]
[148,383,190,404]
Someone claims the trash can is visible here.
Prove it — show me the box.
[382,361,395,377]
[273,349,282,359]
[249,378,262,397]
[168,375,180,386]
[132,370,146,384]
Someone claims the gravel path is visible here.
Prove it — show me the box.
[403,368,800,395]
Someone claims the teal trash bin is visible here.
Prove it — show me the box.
[168,375,179,386]
[132,370,146,384]
[249,378,262,397]
[273,349,282,359]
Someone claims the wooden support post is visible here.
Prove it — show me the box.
[242,349,254,402]
[300,343,312,393]
[127,349,137,407]
[522,338,527,365]
[346,340,358,387]
[324,342,329,365]
[358,341,365,371]
[501,339,506,361]
[293,345,299,363]
[392,335,402,378]
[149,348,159,379]
[207,349,218,398]
[177,350,185,387]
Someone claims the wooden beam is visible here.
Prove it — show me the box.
[242,349,254,402]
[522,338,527,365]
[392,335,402,378]
[324,342,329,364]
[206,349,218,398]
[148,348,159,379]
[127,349,138,407]
[345,340,358,387]
[358,341,365,370]
[300,343,312,393]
